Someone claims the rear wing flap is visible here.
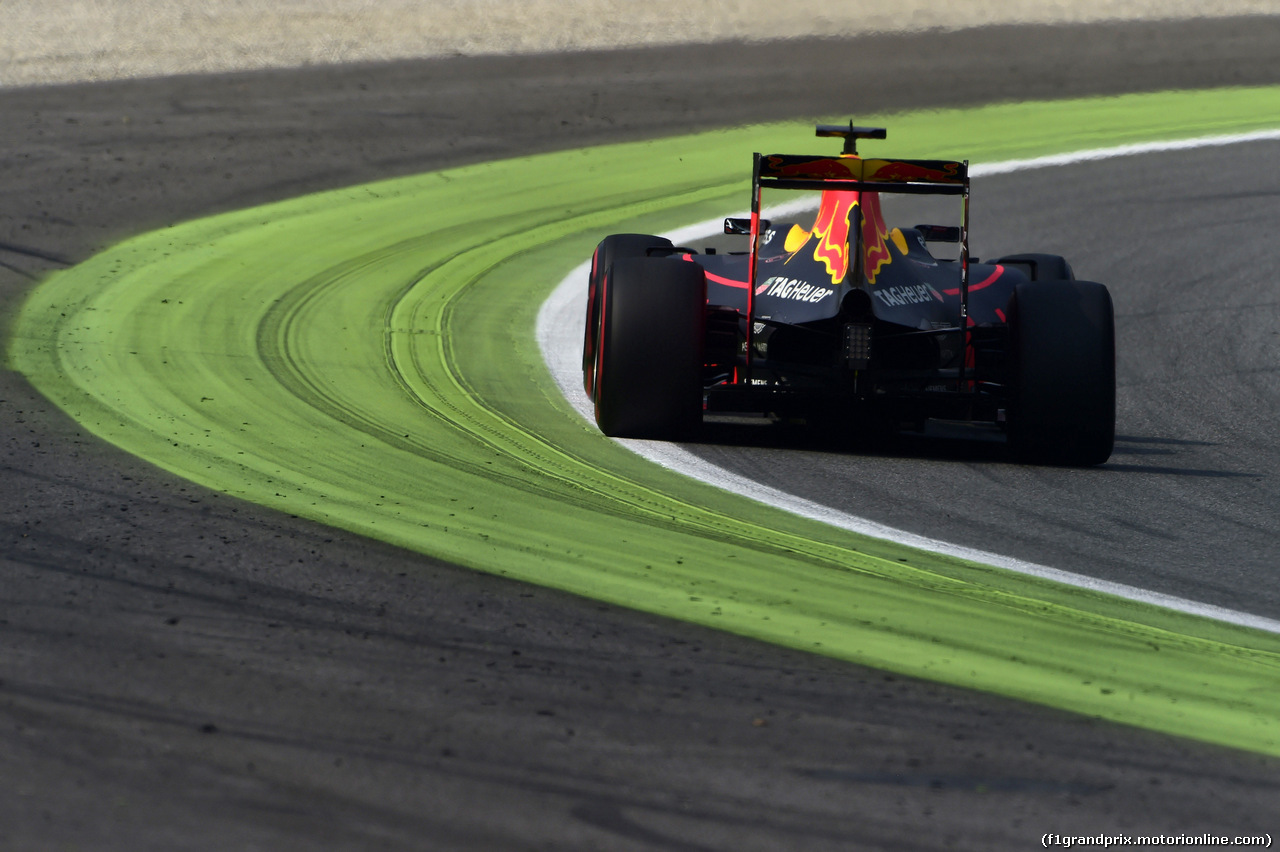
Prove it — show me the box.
[756,154,968,195]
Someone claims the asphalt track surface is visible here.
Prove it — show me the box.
[2,18,1280,852]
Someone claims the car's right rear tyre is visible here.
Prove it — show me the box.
[583,233,673,396]
[1006,279,1115,466]
[593,257,705,439]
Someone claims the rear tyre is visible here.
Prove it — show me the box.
[594,257,705,439]
[583,233,673,395]
[1006,280,1115,466]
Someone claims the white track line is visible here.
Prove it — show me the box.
[537,130,1280,635]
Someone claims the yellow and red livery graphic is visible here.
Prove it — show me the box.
[858,190,893,285]
[762,155,860,182]
[781,188,897,285]
[860,158,964,185]
[783,190,857,284]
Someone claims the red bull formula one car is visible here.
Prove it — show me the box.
[582,124,1115,466]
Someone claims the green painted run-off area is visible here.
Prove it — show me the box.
[11,87,1280,755]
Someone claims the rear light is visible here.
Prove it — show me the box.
[843,323,872,369]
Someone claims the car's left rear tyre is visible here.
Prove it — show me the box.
[583,233,673,396]
[593,257,705,439]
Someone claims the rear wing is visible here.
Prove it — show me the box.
[737,129,974,389]
[756,154,968,195]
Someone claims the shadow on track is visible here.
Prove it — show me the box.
[687,419,1257,477]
